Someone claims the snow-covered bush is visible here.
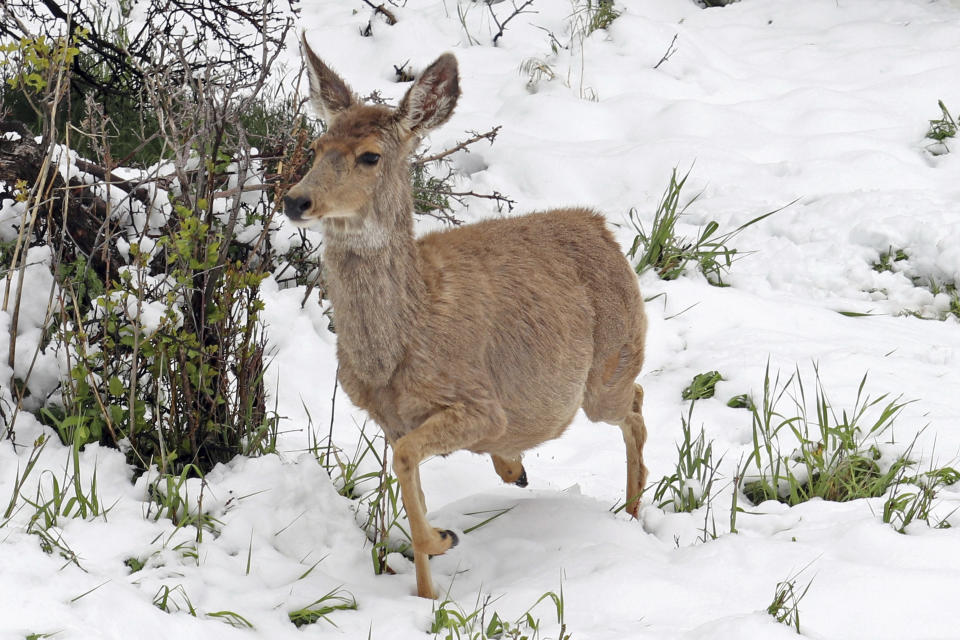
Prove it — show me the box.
[0,2,315,475]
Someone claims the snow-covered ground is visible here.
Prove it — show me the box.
[3,0,960,638]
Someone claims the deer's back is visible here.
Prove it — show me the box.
[416,208,642,355]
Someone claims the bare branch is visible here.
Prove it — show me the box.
[490,0,536,47]
[444,189,516,212]
[415,126,501,166]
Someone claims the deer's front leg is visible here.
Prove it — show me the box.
[391,402,506,599]
[394,459,448,601]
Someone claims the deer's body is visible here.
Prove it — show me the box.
[285,41,648,599]
[333,208,645,453]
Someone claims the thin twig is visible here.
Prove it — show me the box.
[415,126,501,165]
[210,183,274,199]
[419,189,516,214]
[653,33,679,70]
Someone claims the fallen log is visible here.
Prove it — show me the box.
[0,119,126,284]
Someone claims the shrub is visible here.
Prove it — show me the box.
[49,203,279,474]
[1,0,297,165]
[2,5,305,478]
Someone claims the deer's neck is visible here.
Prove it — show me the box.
[322,208,425,387]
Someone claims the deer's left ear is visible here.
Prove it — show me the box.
[396,53,460,135]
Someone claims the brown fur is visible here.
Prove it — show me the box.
[284,39,649,599]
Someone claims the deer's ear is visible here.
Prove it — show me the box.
[302,35,355,120]
[396,53,460,135]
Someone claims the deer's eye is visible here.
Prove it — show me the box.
[357,152,381,166]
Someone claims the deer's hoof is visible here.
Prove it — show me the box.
[514,469,528,488]
[428,529,459,558]
[440,529,459,548]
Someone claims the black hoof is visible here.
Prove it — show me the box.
[514,468,528,488]
[430,530,460,556]
[440,529,459,549]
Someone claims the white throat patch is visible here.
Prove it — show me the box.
[323,213,391,250]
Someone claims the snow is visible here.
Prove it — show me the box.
[4,0,960,638]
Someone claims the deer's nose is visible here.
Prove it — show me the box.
[283,194,312,219]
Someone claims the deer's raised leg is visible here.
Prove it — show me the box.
[619,384,648,518]
[491,454,528,487]
[392,403,506,598]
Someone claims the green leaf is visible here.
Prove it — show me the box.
[108,376,125,396]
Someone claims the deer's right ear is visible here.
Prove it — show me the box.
[302,35,355,120]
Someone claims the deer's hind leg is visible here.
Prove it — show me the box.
[491,454,528,487]
[583,341,648,518]
[619,384,648,517]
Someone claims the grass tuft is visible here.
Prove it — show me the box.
[627,167,784,285]
[682,371,723,400]
[926,99,957,154]
[288,588,358,628]
[124,557,145,573]
[883,461,960,533]
[584,1,621,34]
[767,569,813,633]
[2,434,48,521]
[431,584,570,640]
[737,363,960,526]
[863,245,960,321]
[153,584,196,615]
[652,401,720,513]
[145,464,221,545]
[872,246,909,273]
[315,422,412,573]
[727,394,755,410]
[742,363,914,506]
[207,611,255,629]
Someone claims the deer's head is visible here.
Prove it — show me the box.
[283,38,460,238]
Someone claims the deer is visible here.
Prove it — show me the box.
[283,38,649,600]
